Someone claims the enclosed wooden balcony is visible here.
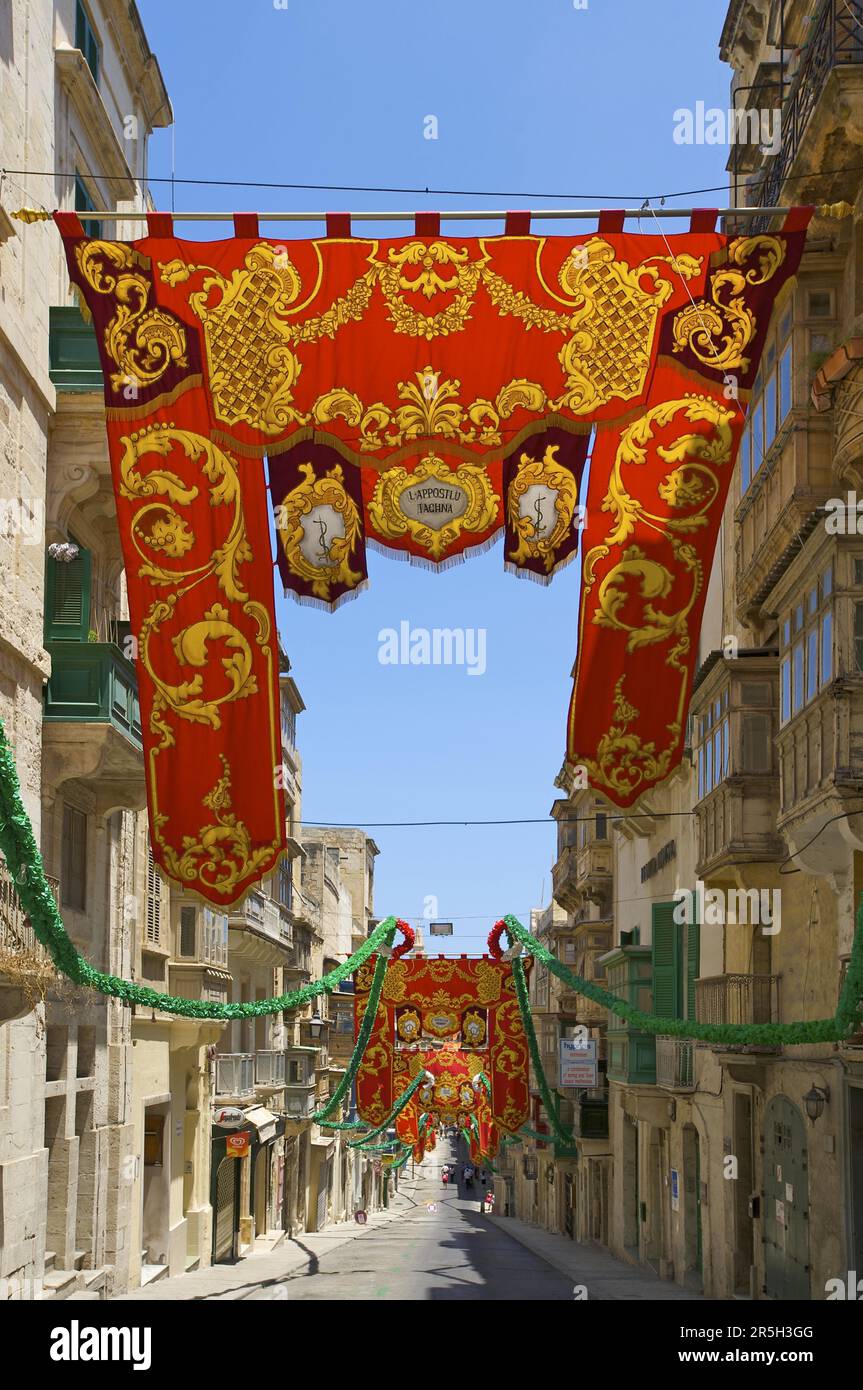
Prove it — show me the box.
[552,841,613,914]
[696,973,780,1026]
[228,890,291,967]
[691,650,785,879]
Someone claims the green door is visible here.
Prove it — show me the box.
[763,1096,810,1299]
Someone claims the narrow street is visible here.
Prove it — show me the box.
[266,1169,575,1303]
[116,1137,703,1302]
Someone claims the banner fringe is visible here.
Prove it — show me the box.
[282,578,370,613]
[366,529,503,572]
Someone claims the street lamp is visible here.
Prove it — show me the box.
[307,1011,327,1041]
[803,1084,830,1122]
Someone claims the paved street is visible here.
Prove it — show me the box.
[116,1137,703,1302]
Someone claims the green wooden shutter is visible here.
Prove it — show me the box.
[686,916,701,1022]
[651,900,681,1020]
[44,543,91,642]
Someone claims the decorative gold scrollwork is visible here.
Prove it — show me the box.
[506,443,579,570]
[118,423,280,897]
[671,233,787,373]
[159,245,310,435]
[580,394,735,800]
[377,241,486,339]
[368,452,499,559]
[585,676,675,802]
[75,241,188,392]
[275,461,364,601]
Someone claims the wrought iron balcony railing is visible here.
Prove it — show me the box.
[656,1036,695,1090]
[0,863,59,975]
[751,0,863,217]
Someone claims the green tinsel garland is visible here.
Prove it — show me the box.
[385,1149,411,1172]
[348,1070,426,1148]
[518,1126,557,1146]
[3,701,861,1048]
[503,912,863,1046]
[313,949,388,1124]
[512,953,576,1147]
[0,716,397,1018]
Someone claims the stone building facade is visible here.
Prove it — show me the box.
[0,0,173,1300]
[500,0,863,1300]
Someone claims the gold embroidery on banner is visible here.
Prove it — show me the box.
[506,443,579,571]
[368,452,499,560]
[579,395,735,801]
[160,246,310,435]
[75,241,188,392]
[378,241,485,339]
[275,462,364,601]
[154,237,704,443]
[382,960,408,1002]
[463,1009,487,1046]
[485,239,702,415]
[551,240,702,414]
[118,424,282,898]
[396,1008,422,1042]
[586,676,675,801]
[670,234,786,372]
[313,368,507,451]
[422,1010,461,1038]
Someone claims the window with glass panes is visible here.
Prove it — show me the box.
[577,805,608,847]
[278,857,293,909]
[780,565,833,724]
[61,804,87,911]
[739,303,793,495]
[75,0,100,84]
[179,905,196,957]
[853,560,863,674]
[74,172,101,239]
[696,689,730,799]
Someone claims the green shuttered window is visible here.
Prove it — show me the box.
[652,900,700,1022]
[44,541,92,642]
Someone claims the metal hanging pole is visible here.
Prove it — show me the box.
[11,203,853,225]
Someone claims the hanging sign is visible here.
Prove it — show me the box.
[560,1038,598,1086]
[226,1131,251,1159]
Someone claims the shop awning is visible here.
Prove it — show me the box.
[243,1104,282,1145]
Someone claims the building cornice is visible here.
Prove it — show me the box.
[55,47,137,200]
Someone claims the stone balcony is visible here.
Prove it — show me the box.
[552,841,613,914]
[747,0,863,217]
[228,890,291,966]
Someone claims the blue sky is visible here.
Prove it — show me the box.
[137,0,730,951]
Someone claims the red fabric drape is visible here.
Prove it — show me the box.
[55,214,812,897]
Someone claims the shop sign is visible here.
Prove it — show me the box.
[226,1131,251,1159]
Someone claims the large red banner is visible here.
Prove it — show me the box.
[56,210,811,899]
